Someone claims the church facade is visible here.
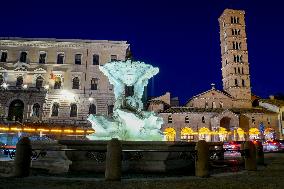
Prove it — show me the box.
[149,9,281,142]
[0,38,129,126]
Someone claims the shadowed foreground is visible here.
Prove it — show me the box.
[0,153,283,189]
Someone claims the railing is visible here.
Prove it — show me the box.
[0,139,264,179]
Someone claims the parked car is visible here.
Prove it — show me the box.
[223,141,244,152]
[262,140,280,152]
[274,140,284,151]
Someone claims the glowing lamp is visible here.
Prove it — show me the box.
[88,97,94,102]
[44,85,49,90]
[23,84,28,89]
[1,83,8,89]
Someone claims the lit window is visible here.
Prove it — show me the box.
[54,77,62,89]
[181,127,194,142]
[57,53,64,64]
[164,127,176,141]
[75,54,82,65]
[39,52,46,64]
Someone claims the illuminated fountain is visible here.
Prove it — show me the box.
[87,60,164,141]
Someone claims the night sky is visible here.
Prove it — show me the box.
[0,0,283,104]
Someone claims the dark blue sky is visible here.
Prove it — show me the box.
[0,0,283,104]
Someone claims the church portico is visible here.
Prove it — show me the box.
[210,110,240,141]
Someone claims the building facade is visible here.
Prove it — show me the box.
[0,38,129,126]
[148,9,280,142]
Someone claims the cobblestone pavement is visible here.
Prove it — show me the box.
[0,153,283,189]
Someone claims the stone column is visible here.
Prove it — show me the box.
[14,137,32,177]
[105,138,122,181]
[195,140,209,177]
[255,141,264,165]
[243,141,257,171]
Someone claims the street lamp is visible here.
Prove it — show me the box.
[1,83,8,89]
[44,85,49,90]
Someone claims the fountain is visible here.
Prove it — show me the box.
[87,60,164,141]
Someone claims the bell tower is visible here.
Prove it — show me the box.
[219,9,252,108]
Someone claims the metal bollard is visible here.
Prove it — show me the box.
[255,141,264,165]
[243,141,257,171]
[14,137,32,177]
[195,140,209,177]
[105,138,122,181]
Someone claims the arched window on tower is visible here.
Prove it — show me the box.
[89,104,96,114]
[70,103,77,117]
[72,77,80,89]
[231,17,234,24]
[51,102,59,117]
[232,29,235,35]
[202,116,205,123]
[36,76,43,89]
[242,79,245,87]
[32,103,40,117]
[238,67,241,74]
[235,79,238,86]
[16,76,23,87]
[234,67,237,73]
[242,67,244,74]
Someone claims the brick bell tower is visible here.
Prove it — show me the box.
[219,9,252,108]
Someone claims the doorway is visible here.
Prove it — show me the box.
[8,99,24,122]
